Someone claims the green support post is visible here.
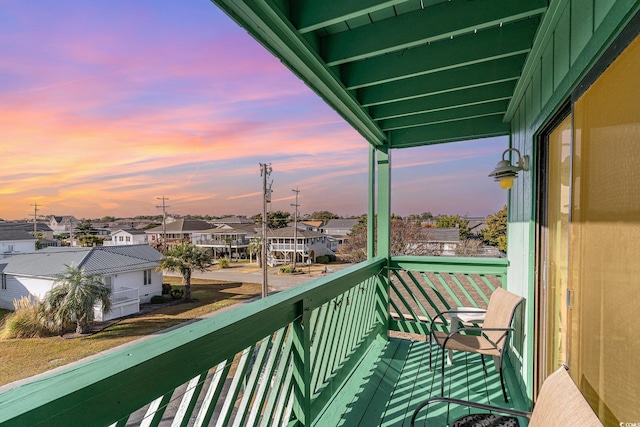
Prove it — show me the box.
[292,298,312,425]
[375,145,391,336]
[367,145,376,259]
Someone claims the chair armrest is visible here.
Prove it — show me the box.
[427,309,487,333]
[442,326,515,349]
[410,396,531,427]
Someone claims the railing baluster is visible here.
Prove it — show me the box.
[171,373,206,427]
[140,392,172,427]
[193,361,231,427]
[215,346,255,427]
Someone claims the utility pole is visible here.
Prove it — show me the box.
[29,203,42,235]
[260,163,272,298]
[156,196,170,249]
[291,188,300,270]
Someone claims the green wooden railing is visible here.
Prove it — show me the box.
[388,256,508,336]
[0,257,387,427]
[0,256,507,426]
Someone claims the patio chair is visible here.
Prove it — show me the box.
[428,287,524,401]
[410,365,603,426]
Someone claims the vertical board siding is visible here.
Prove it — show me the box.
[571,0,595,65]
[554,3,572,90]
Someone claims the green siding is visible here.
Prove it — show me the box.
[554,3,571,90]
[505,0,640,403]
[571,0,595,65]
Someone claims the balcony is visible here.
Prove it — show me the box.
[0,256,528,426]
[94,286,140,322]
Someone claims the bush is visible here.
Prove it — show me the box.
[161,283,171,295]
[170,288,184,300]
[1,296,54,339]
[218,258,229,269]
[150,295,167,304]
[279,265,302,274]
[316,256,330,264]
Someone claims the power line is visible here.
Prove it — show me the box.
[291,188,300,270]
[29,203,42,235]
[156,196,170,249]
[260,163,272,298]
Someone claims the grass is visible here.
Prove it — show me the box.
[0,277,260,387]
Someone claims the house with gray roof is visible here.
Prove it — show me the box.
[145,218,214,249]
[105,229,149,246]
[0,230,37,260]
[0,245,163,321]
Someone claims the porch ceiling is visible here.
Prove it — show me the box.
[210,0,547,148]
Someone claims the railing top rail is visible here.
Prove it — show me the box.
[0,257,386,427]
[390,256,508,274]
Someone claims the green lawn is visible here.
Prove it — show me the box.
[0,278,260,386]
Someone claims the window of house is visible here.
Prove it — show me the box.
[143,269,152,285]
[126,236,131,242]
[7,244,14,252]
[1,274,6,290]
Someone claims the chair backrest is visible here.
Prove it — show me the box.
[530,366,603,426]
[481,287,523,350]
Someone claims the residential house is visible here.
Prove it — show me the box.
[105,229,148,246]
[212,216,254,226]
[3,2,639,425]
[0,245,163,321]
[289,220,323,232]
[193,226,251,259]
[0,221,55,240]
[264,227,334,266]
[0,230,36,259]
[47,215,78,235]
[321,218,360,251]
[418,228,460,257]
[145,218,213,248]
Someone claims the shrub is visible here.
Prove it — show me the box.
[316,255,330,264]
[218,258,229,269]
[1,296,54,339]
[280,265,293,274]
[170,288,184,300]
[150,295,167,304]
[161,283,171,295]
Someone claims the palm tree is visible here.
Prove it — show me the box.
[158,243,212,302]
[41,265,112,335]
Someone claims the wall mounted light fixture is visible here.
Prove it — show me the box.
[488,148,529,190]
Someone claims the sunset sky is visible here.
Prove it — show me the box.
[0,1,507,221]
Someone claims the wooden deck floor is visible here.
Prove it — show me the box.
[315,337,529,427]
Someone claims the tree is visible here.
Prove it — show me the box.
[252,211,291,229]
[75,220,97,236]
[338,217,441,262]
[482,205,507,252]
[249,237,262,266]
[436,214,471,239]
[309,211,339,224]
[40,265,112,335]
[157,243,212,302]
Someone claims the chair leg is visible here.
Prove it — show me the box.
[440,346,446,395]
[481,354,488,377]
[429,334,433,371]
[499,367,509,403]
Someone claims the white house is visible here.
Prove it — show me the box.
[105,229,148,246]
[145,218,213,249]
[0,245,163,321]
[47,215,78,235]
[0,230,37,260]
[264,227,335,266]
[193,226,251,260]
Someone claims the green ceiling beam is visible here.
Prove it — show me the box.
[293,0,406,34]
[379,100,509,131]
[389,115,511,148]
[343,19,539,90]
[210,0,386,146]
[359,55,525,107]
[322,0,547,66]
[370,81,516,121]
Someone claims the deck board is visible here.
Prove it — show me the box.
[316,337,529,426]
